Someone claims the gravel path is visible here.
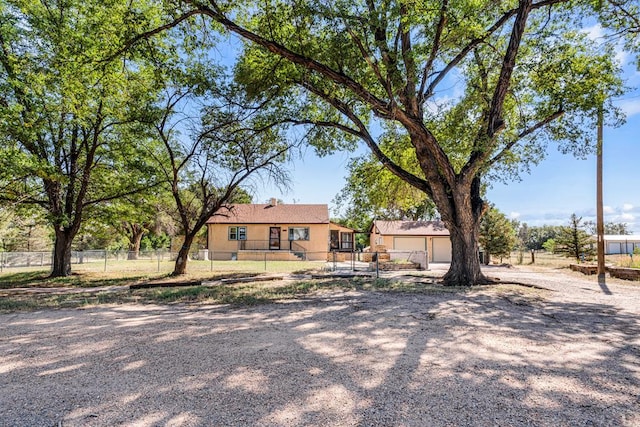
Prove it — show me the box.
[1,266,639,426]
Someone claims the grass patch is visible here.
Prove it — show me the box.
[0,290,136,311]
[611,254,640,269]
[0,271,52,288]
[0,270,264,290]
[0,259,326,275]
[0,270,155,289]
[0,275,474,313]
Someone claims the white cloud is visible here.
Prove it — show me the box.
[621,213,635,221]
[617,99,640,118]
[510,212,521,219]
[623,203,634,211]
[583,24,604,41]
[582,23,630,67]
[603,205,615,214]
[615,49,630,66]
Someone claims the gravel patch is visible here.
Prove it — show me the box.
[1,266,639,426]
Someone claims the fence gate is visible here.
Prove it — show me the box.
[329,251,372,273]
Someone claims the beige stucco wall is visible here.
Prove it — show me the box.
[369,229,394,252]
[207,223,330,260]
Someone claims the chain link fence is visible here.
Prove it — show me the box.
[0,249,431,276]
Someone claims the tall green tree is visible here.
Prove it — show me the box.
[479,206,517,264]
[0,0,163,276]
[131,0,624,285]
[555,214,594,262]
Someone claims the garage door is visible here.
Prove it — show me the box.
[432,237,452,262]
[393,237,426,251]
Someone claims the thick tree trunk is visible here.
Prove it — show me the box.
[127,225,145,260]
[172,234,195,275]
[431,176,489,286]
[443,220,488,286]
[51,229,74,277]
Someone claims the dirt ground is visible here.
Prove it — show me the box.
[1,265,639,426]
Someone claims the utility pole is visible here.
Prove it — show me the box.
[596,106,605,277]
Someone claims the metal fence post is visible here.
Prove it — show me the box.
[157,251,160,273]
[104,250,107,272]
[376,252,379,278]
[264,252,267,271]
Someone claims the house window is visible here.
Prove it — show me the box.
[341,232,353,250]
[289,227,309,241]
[229,226,247,240]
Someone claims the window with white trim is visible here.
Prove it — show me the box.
[288,227,309,241]
[229,226,247,240]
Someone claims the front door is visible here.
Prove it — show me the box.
[330,230,339,250]
[269,227,281,250]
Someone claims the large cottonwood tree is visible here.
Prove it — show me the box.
[133,0,623,285]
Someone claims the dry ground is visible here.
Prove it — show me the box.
[1,265,639,426]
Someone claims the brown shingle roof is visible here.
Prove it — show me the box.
[372,220,449,236]
[207,204,330,224]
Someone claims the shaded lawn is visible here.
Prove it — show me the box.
[0,272,517,313]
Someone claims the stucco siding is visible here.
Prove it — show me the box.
[207,223,330,260]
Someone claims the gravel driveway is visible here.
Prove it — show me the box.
[1,266,639,426]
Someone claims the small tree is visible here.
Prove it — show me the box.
[333,136,436,224]
[555,214,594,262]
[542,238,557,254]
[143,44,298,275]
[479,206,517,264]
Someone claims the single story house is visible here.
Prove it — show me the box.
[602,235,640,255]
[369,220,452,263]
[206,200,355,261]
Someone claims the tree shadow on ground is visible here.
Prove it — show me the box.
[1,288,638,426]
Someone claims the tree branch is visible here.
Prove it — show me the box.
[300,82,431,196]
[102,9,204,62]
[192,1,394,116]
[399,3,419,115]
[487,108,564,167]
[486,0,533,138]
[419,0,449,102]
[346,28,394,100]
[423,0,567,101]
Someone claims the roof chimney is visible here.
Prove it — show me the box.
[269,198,278,207]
